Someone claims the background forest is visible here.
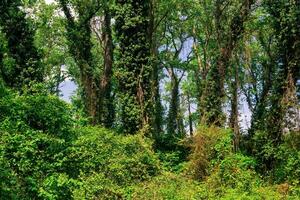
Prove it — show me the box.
[0,0,299,199]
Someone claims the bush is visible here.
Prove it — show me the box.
[187,126,233,179]
[39,173,79,200]
[251,130,300,184]
[66,126,160,199]
[130,170,290,200]
[131,172,201,200]
[0,91,76,199]
[157,150,188,172]
[0,91,75,139]
[274,132,300,184]
[205,153,259,194]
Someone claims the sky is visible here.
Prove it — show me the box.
[45,0,55,4]
[59,80,77,102]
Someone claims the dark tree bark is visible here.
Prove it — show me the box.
[229,60,240,152]
[149,0,163,135]
[187,93,194,136]
[97,6,114,127]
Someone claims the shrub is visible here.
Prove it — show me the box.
[187,126,233,179]
[0,91,75,139]
[157,150,188,172]
[0,91,76,199]
[131,172,201,200]
[39,173,79,200]
[205,153,259,193]
[251,130,300,184]
[66,126,160,198]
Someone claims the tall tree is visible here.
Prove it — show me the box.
[115,0,153,133]
[229,55,241,151]
[0,0,43,88]
[59,0,114,126]
[93,3,114,127]
[200,0,254,126]
[262,0,300,138]
[149,0,164,135]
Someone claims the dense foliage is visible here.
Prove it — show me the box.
[0,0,299,199]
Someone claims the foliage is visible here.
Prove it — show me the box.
[187,126,233,179]
[157,150,188,173]
[0,88,75,199]
[0,0,44,88]
[0,86,75,139]
[0,0,299,199]
[274,133,300,184]
[0,89,161,199]
[130,169,295,200]
[131,172,202,200]
[68,126,160,181]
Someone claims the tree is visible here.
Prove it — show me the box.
[0,0,44,88]
[262,0,300,139]
[59,0,114,126]
[34,1,74,96]
[198,0,254,126]
[115,0,153,133]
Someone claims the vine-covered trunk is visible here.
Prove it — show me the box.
[150,0,163,135]
[230,63,240,152]
[167,69,180,135]
[115,0,153,133]
[59,0,98,124]
[201,0,254,126]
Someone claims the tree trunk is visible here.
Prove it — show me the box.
[149,0,163,135]
[187,93,194,136]
[202,0,254,126]
[98,7,114,127]
[230,62,240,152]
[167,68,179,135]
[115,0,152,133]
[59,0,98,124]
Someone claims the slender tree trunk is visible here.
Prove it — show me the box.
[98,7,114,127]
[55,66,61,96]
[230,62,240,152]
[249,62,273,135]
[59,0,98,124]
[149,0,163,135]
[187,93,194,136]
[167,68,179,135]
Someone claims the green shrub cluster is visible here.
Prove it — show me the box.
[130,126,300,200]
[0,86,299,199]
[67,126,160,199]
[0,89,160,199]
[0,88,75,199]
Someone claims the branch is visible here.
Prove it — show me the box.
[81,1,102,26]
[154,10,170,31]
[59,0,75,26]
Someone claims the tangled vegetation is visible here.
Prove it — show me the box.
[0,0,299,199]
